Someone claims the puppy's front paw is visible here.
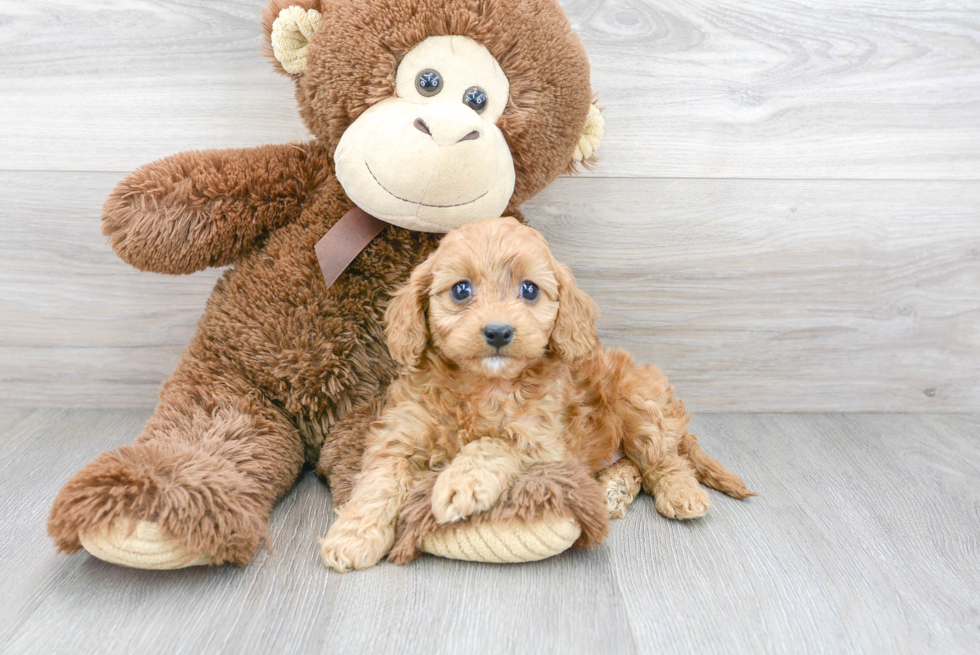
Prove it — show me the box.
[654,482,711,520]
[431,468,502,524]
[318,527,392,572]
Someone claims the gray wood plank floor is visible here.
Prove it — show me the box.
[2,409,977,654]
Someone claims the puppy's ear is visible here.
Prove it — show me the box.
[550,262,601,362]
[385,257,435,367]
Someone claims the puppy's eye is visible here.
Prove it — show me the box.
[520,281,539,301]
[462,86,487,113]
[416,69,442,97]
[451,281,472,302]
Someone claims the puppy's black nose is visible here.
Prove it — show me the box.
[483,324,514,348]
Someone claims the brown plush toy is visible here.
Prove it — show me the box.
[47,0,619,569]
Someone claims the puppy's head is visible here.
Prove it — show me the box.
[386,217,599,377]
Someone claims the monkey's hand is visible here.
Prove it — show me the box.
[102,142,327,274]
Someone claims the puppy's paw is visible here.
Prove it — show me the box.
[318,528,391,572]
[654,483,711,520]
[431,468,502,524]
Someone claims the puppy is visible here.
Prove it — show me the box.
[319,217,754,571]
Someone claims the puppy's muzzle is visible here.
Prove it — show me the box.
[482,323,514,348]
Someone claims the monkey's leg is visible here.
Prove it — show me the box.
[48,359,305,568]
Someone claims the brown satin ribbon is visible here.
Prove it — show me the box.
[315,206,389,289]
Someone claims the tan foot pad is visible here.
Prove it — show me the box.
[419,517,581,564]
[79,519,211,570]
[597,458,643,520]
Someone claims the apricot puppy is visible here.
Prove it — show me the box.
[319,217,754,571]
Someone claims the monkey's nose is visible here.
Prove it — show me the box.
[412,110,484,146]
[483,324,514,348]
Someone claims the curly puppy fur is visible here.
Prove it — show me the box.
[49,0,598,566]
[319,218,755,571]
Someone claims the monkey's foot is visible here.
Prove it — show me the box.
[419,516,581,563]
[79,518,211,570]
[50,441,269,567]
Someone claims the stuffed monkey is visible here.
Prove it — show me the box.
[47,0,624,569]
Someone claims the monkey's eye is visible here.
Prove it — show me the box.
[462,86,488,113]
[416,69,442,97]
[520,281,539,302]
[451,281,472,302]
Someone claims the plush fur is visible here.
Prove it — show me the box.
[261,0,597,197]
[48,0,599,566]
[388,460,610,564]
[318,218,755,571]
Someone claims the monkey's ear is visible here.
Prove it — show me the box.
[385,257,435,368]
[262,1,323,76]
[570,103,605,167]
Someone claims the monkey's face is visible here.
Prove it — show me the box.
[334,36,516,232]
[265,0,603,226]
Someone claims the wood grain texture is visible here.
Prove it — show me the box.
[2,172,977,411]
[573,0,980,179]
[607,413,980,654]
[1,1,978,178]
[1,410,978,654]
[533,177,980,412]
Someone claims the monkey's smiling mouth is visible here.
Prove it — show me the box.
[365,163,488,208]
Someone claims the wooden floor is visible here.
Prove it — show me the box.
[2,409,977,654]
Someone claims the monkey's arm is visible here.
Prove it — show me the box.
[101,142,329,274]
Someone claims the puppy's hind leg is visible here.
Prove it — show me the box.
[623,419,711,520]
[645,455,711,520]
[646,368,755,500]
[646,429,757,519]
[619,364,710,520]
[621,362,755,518]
